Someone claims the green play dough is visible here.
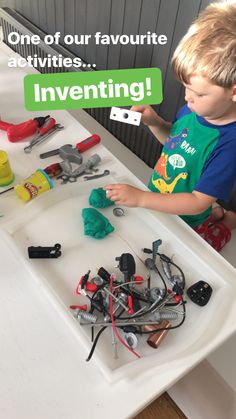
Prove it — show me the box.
[89,188,114,208]
[82,208,114,239]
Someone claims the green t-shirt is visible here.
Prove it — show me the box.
[148,110,219,227]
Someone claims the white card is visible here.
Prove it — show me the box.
[110,107,142,126]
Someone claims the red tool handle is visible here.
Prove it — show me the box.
[3,115,51,142]
[0,120,13,130]
[38,117,56,135]
[76,134,101,153]
[44,163,62,178]
[7,119,39,142]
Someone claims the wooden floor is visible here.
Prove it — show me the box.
[134,393,186,419]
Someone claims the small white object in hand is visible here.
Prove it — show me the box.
[110,107,141,126]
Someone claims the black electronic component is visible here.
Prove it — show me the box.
[142,248,152,254]
[132,296,142,312]
[187,280,213,306]
[122,326,139,334]
[97,267,111,282]
[115,253,136,281]
[28,243,61,258]
[90,298,104,313]
[173,282,184,296]
[159,253,171,263]
[81,270,91,289]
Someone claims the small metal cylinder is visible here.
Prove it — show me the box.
[152,310,178,321]
[74,309,97,323]
[161,260,172,280]
[144,320,171,348]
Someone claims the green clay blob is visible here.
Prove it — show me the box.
[89,188,114,208]
[82,208,114,239]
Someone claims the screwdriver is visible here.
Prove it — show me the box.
[39,134,101,159]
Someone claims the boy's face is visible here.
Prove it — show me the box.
[184,75,235,122]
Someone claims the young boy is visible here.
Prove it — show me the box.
[104,1,236,252]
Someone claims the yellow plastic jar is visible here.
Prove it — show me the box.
[0,150,14,186]
[14,169,54,202]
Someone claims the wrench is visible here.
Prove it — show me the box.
[24,124,64,153]
[83,169,110,181]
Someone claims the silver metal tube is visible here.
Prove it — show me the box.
[80,317,178,327]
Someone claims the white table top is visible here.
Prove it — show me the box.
[0,42,236,419]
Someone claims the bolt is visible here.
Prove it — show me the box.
[73,309,97,323]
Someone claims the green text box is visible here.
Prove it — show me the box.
[24,68,162,111]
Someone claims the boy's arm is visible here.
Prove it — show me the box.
[131,105,172,145]
[149,116,172,145]
[104,184,216,215]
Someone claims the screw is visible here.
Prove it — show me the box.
[73,309,97,323]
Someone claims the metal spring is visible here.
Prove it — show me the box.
[74,309,97,323]
[153,311,178,321]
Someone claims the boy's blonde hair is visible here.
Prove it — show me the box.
[172,2,236,88]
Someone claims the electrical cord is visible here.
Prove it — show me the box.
[153,264,168,295]
[157,252,186,289]
[86,303,126,362]
[136,295,186,335]
[85,248,186,360]
[109,274,140,359]
[86,326,107,362]
[117,260,168,321]
[86,297,185,361]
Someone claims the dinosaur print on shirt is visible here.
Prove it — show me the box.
[154,152,170,180]
[148,109,222,227]
[165,127,189,150]
[151,172,188,193]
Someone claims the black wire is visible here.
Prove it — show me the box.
[86,254,186,359]
[136,297,186,335]
[86,326,107,362]
[86,290,185,360]
[86,308,126,362]
[89,284,110,316]
[169,260,186,289]
[157,252,186,289]
[91,326,94,342]
[86,308,185,361]
[117,261,168,321]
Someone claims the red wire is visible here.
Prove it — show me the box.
[109,275,140,359]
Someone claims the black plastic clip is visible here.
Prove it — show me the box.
[28,243,62,258]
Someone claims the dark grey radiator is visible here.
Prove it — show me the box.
[0,6,161,168]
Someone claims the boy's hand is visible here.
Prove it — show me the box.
[130,105,158,126]
[104,184,145,207]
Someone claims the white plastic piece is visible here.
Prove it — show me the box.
[110,107,142,126]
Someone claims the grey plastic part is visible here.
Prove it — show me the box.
[145,258,156,271]
[59,145,83,165]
